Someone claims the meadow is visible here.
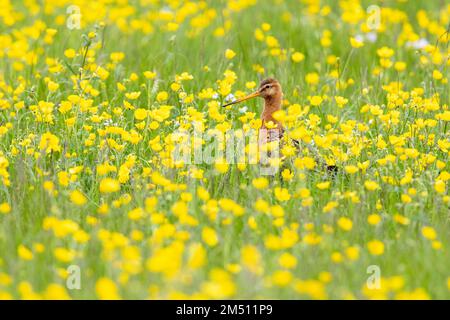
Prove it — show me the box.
[0,0,449,299]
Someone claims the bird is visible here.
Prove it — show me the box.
[222,78,284,142]
[222,78,338,176]
[222,78,282,127]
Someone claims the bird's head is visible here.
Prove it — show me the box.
[222,78,282,107]
[257,78,282,99]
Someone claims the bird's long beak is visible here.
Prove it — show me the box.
[222,91,261,107]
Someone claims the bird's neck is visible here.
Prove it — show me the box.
[261,95,282,128]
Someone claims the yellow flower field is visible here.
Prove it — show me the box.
[0,0,449,299]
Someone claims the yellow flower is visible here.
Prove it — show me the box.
[43,284,70,300]
[318,271,332,283]
[188,243,206,269]
[421,226,437,240]
[350,37,364,48]
[294,279,327,299]
[432,70,443,80]
[367,214,381,225]
[128,207,145,220]
[265,35,279,47]
[171,201,188,216]
[43,181,54,192]
[134,108,147,120]
[344,165,359,174]
[156,91,168,102]
[316,181,330,190]
[395,288,430,300]
[302,197,314,207]
[254,198,269,212]
[99,178,120,193]
[394,214,410,225]
[225,49,236,59]
[309,95,323,106]
[367,240,384,255]
[0,202,11,214]
[271,270,292,287]
[345,246,359,260]
[201,269,236,299]
[331,252,343,263]
[278,253,297,269]
[39,132,61,154]
[305,73,319,85]
[70,190,87,206]
[252,177,268,189]
[214,161,229,173]
[110,52,125,62]
[96,278,121,300]
[64,48,76,58]
[394,61,406,72]
[432,241,442,250]
[337,217,353,231]
[241,245,261,274]
[323,201,338,213]
[197,187,210,201]
[125,91,141,100]
[262,23,271,31]
[246,81,256,89]
[399,192,411,203]
[48,81,59,91]
[0,273,12,286]
[143,71,157,79]
[281,169,294,181]
[377,46,394,58]
[364,180,380,191]
[297,188,311,198]
[171,82,181,91]
[434,180,445,194]
[334,96,348,107]
[54,247,75,262]
[202,227,218,247]
[167,22,179,31]
[274,187,291,201]
[18,245,33,260]
[291,51,305,62]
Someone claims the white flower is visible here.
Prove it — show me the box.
[365,32,377,43]
[239,106,248,113]
[225,93,236,102]
[406,38,429,49]
[355,34,364,43]
[160,6,173,14]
